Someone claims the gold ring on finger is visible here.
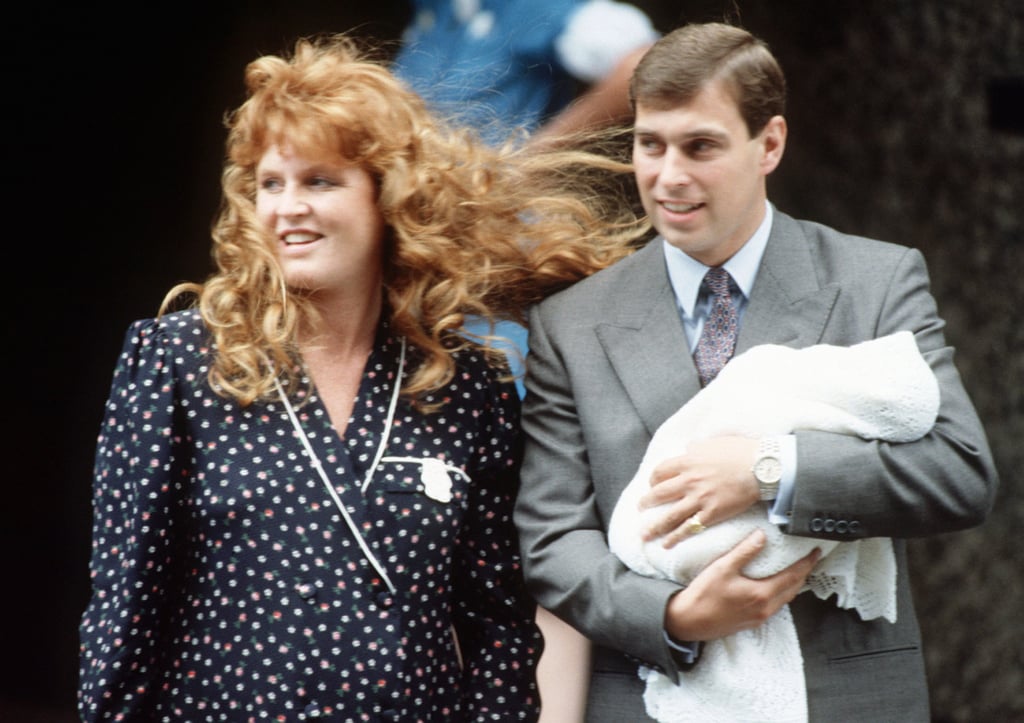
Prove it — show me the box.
[684,512,706,535]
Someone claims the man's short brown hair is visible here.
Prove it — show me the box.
[630,22,786,137]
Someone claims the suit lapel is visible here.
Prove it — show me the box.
[594,213,840,438]
[737,211,839,353]
[595,241,701,437]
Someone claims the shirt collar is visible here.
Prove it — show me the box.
[664,201,774,318]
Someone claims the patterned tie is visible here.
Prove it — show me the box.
[693,267,738,387]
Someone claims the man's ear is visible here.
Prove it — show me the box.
[759,115,787,175]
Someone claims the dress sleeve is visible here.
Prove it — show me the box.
[78,318,192,721]
[450,369,543,722]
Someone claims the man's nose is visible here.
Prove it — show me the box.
[660,147,693,187]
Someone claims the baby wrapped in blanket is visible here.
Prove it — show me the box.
[607,331,940,723]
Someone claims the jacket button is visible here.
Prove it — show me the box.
[836,520,849,533]
[810,517,824,532]
[824,518,836,532]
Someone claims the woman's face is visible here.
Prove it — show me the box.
[256,143,385,299]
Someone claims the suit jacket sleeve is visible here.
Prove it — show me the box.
[786,245,998,539]
[514,296,686,679]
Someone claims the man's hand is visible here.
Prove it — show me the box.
[663,529,821,641]
[639,435,761,547]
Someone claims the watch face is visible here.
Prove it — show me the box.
[755,457,783,484]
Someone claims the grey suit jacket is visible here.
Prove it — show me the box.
[515,210,999,722]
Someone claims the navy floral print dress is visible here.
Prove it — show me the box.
[79,309,542,722]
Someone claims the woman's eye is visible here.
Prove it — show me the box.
[259,177,282,191]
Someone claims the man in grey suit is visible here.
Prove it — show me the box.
[514,22,998,722]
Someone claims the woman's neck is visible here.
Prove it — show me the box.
[300,288,383,357]
[298,291,383,437]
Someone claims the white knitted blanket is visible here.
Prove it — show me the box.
[607,331,940,723]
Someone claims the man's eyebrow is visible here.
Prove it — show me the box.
[632,127,729,141]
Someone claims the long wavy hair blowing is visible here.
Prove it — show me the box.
[164,34,648,406]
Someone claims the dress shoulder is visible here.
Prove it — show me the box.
[108,308,212,396]
[123,308,208,344]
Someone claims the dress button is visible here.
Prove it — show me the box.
[380,709,399,721]
[376,591,393,607]
[303,701,322,717]
[296,581,317,600]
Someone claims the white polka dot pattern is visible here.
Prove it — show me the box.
[79,309,541,722]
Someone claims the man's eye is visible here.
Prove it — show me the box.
[688,140,717,155]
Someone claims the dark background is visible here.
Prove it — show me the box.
[6,2,1022,721]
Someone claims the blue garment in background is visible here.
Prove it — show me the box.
[462,316,530,399]
[394,0,655,399]
[393,0,584,144]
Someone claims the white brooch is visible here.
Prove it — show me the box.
[421,458,453,503]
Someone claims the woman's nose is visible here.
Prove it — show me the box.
[277,187,312,218]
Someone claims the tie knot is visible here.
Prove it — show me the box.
[704,267,732,297]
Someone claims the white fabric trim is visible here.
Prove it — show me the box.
[361,338,406,492]
[273,335,407,596]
